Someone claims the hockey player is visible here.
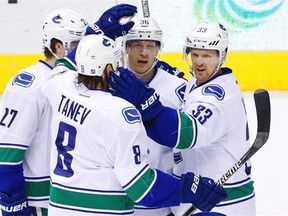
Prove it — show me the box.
[0,4,137,216]
[42,33,226,216]
[0,9,88,216]
[109,22,256,215]
[121,16,186,216]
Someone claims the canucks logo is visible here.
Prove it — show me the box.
[12,72,35,88]
[193,0,284,32]
[202,84,225,100]
[122,107,141,124]
[52,14,62,24]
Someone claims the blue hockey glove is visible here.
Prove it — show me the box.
[156,60,185,79]
[180,173,227,212]
[0,192,37,216]
[109,67,163,122]
[85,4,137,39]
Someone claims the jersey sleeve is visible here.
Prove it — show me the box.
[107,105,182,207]
[144,105,199,149]
[0,73,42,195]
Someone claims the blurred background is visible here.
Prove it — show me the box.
[0,0,287,93]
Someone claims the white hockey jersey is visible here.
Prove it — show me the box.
[171,68,256,215]
[0,60,53,208]
[42,70,183,215]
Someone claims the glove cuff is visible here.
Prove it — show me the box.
[137,92,163,122]
[0,192,29,216]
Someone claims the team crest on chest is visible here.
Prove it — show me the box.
[202,84,225,100]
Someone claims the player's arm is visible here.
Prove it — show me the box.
[112,110,226,212]
[143,169,227,212]
[0,82,39,215]
[109,67,197,149]
[65,4,137,66]
[156,59,186,79]
[145,106,198,149]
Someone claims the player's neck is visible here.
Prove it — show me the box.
[45,57,57,68]
[134,67,155,83]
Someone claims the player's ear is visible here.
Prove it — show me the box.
[105,64,115,78]
[54,41,65,57]
[104,64,114,90]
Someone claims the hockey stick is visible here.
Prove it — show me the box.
[182,89,271,216]
[141,0,150,17]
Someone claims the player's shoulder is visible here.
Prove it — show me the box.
[198,70,241,103]
[156,68,187,86]
[4,61,52,94]
[153,68,187,91]
[42,69,76,96]
[100,95,143,126]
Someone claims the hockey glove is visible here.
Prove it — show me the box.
[109,67,163,122]
[156,60,185,79]
[85,4,137,39]
[180,172,227,212]
[0,192,37,216]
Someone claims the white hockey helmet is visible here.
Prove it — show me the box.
[123,16,163,48]
[42,9,88,56]
[76,35,122,76]
[184,22,229,65]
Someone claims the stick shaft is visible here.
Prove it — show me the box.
[141,0,150,17]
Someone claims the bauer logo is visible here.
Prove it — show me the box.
[12,72,35,88]
[122,107,141,124]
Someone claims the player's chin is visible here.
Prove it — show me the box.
[194,72,207,82]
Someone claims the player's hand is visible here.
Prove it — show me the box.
[109,67,163,122]
[0,192,37,216]
[156,60,186,79]
[180,172,227,212]
[85,4,137,39]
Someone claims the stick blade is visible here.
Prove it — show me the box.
[253,89,271,146]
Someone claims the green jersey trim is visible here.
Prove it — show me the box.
[175,112,196,149]
[50,183,134,212]
[25,179,50,197]
[125,167,156,202]
[55,57,77,71]
[0,147,25,163]
[224,180,255,202]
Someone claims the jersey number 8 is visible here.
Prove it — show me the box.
[54,121,76,178]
